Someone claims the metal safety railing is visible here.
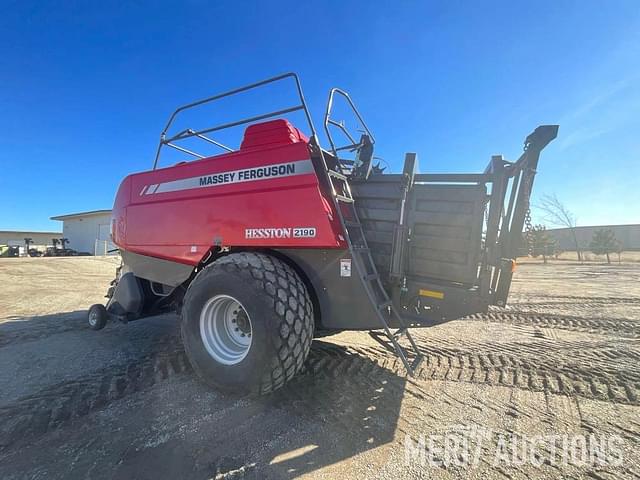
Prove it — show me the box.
[323,88,375,162]
[153,72,318,169]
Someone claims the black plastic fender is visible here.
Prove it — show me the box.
[107,272,144,318]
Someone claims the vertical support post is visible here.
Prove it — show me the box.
[389,153,417,280]
[492,125,559,305]
[479,155,507,297]
[495,155,541,303]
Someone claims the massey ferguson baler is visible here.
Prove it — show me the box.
[88,73,558,395]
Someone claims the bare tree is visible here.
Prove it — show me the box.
[614,240,623,264]
[537,193,582,262]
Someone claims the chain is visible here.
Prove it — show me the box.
[519,171,535,257]
[524,205,534,256]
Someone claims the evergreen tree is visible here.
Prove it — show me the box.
[589,229,618,264]
[530,225,555,263]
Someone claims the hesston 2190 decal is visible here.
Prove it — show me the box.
[244,227,317,239]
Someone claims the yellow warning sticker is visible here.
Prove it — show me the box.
[419,289,444,300]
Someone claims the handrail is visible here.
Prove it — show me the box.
[153,72,317,169]
[323,88,375,161]
[187,130,233,152]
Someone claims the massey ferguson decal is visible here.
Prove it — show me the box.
[245,227,317,239]
[141,159,314,195]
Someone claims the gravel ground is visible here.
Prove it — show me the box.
[0,257,639,479]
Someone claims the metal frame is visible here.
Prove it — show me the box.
[153,72,317,169]
[490,125,558,304]
[375,125,558,309]
[323,88,376,164]
[145,74,556,374]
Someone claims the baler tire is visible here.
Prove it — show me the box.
[181,252,314,395]
[87,304,108,330]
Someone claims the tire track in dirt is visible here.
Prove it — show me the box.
[306,342,639,405]
[505,303,640,322]
[285,344,638,478]
[423,336,640,398]
[504,296,640,319]
[0,341,398,454]
[0,339,190,452]
[509,295,640,305]
[467,311,640,338]
[2,337,637,453]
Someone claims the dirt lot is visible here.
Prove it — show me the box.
[0,257,639,479]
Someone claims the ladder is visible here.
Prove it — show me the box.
[325,168,423,376]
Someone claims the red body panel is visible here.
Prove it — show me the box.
[112,120,346,265]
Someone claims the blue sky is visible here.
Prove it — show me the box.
[1,1,638,231]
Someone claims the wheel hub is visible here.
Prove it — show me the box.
[199,295,252,365]
[234,309,250,335]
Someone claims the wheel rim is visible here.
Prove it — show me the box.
[89,309,99,326]
[199,295,252,365]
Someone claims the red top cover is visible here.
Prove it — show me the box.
[240,119,309,150]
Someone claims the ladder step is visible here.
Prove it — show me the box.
[335,194,354,203]
[368,330,422,376]
[393,327,407,340]
[363,273,379,282]
[352,245,369,252]
[327,170,348,181]
[368,331,397,355]
[410,354,424,373]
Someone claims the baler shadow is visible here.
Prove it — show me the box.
[0,310,87,347]
[0,311,407,479]
[253,340,406,479]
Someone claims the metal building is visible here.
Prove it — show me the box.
[50,210,115,255]
[547,224,640,251]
